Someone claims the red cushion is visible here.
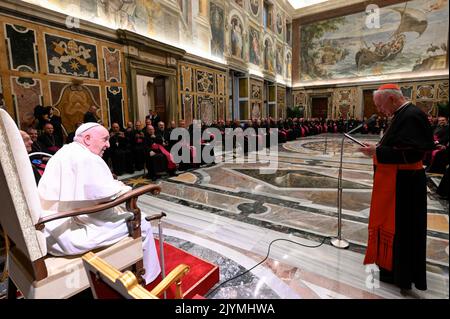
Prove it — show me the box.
[145,240,219,299]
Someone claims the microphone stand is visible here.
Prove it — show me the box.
[330,123,364,249]
[330,133,350,249]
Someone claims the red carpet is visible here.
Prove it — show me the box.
[145,239,219,299]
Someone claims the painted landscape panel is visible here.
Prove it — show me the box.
[299,0,448,82]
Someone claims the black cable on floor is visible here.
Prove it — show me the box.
[204,236,331,298]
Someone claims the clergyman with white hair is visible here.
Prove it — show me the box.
[358,84,434,297]
[38,122,161,284]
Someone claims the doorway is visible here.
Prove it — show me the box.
[136,75,168,125]
[363,89,382,118]
[311,97,328,119]
[153,77,166,124]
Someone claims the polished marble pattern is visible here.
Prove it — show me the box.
[124,134,449,299]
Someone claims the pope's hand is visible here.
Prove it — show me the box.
[358,143,376,157]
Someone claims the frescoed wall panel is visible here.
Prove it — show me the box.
[230,15,245,60]
[210,3,225,58]
[264,36,275,74]
[298,0,448,83]
[249,0,262,22]
[17,0,292,88]
[249,26,262,66]
[276,43,284,75]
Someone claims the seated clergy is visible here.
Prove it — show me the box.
[37,123,161,284]
[144,125,168,180]
[109,122,134,176]
[131,121,146,171]
[38,122,63,154]
[20,130,42,185]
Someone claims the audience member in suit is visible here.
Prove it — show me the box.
[132,121,146,171]
[108,122,134,176]
[26,127,44,153]
[38,122,63,154]
[47,106,64,144]
[155,121,170,150]
[145,110,161,128]
[144,125,167,181]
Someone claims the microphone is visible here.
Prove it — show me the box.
[347,114,377,134]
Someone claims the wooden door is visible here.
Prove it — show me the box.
[363,90,382,118]
[154,77,166,124]
[311,97,328,119]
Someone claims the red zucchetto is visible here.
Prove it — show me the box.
[377,83,401,91]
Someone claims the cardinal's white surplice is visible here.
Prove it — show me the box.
[38,142,160,284]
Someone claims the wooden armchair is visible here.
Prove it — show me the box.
[82,252,190,299]
[0,109,160,298]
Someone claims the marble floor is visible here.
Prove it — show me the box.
[125,134,449,299]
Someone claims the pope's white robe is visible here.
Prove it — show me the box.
[38,142,161,284]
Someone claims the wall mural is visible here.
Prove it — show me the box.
[264,37,275,73]
[103,47,121,83]
[210,3,225,58]
[249,26,261,66]
[286,51,292,79]
[234,0,244,8]
[299,0,449,82]
[45,34,99,79]
[276,12,284,36]
[27,0,161,35]
[276,43,283,75]
[20,0,292,84]
[230,15,244,60]
[250,0,261,20]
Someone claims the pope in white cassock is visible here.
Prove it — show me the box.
[37,122,161,284]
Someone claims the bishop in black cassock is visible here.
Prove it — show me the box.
[359,84,434,292]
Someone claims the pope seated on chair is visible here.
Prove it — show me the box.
[37,122,161,285]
